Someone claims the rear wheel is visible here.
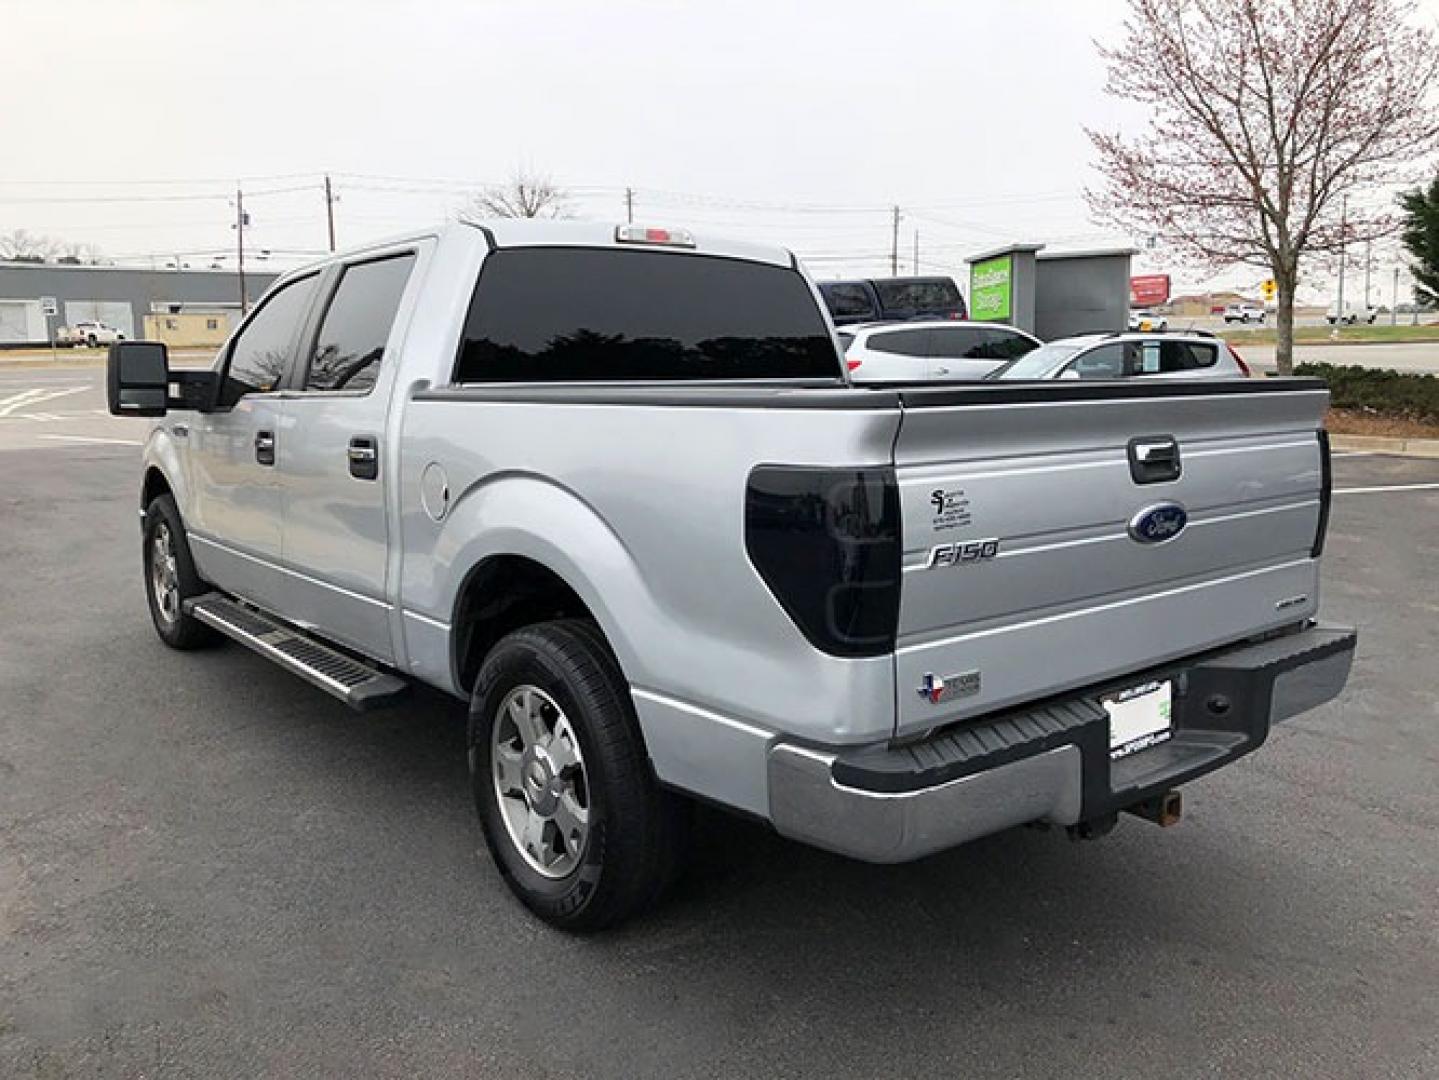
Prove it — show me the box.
[142,494,220,650]
[469,619,685,930]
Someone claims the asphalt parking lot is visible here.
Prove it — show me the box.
[2,369,1437,1078]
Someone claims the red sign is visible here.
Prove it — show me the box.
[1130,274,1171,306]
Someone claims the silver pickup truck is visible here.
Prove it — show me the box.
[107,220,1356,929]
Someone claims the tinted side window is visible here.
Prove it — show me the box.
[928,327,1038,361]
[455,249,840,383]
[220,274,320,406]
[821,282,877,319]
[1066,343,1130,379]
[865,328,931,357]
[305,254,416,393]
[1156,340,1217,372]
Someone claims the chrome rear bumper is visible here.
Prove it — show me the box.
[766,623,1356,863]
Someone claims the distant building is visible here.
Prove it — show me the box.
[0,262,282,346]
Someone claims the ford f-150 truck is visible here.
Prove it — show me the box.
[107,220,1356,930]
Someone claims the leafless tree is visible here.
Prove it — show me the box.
[0,229,61,263]
[464,170,572,220]
[1088,0,1439,372]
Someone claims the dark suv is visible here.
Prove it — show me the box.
[817,275,967,326]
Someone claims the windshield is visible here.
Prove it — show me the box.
[992,342,1083,380]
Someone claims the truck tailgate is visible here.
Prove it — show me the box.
[890,379,1329,737]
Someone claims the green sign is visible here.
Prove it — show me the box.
[970,255,1013,321]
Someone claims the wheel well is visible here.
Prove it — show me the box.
[453,555,596,692]
[142,467,172,510]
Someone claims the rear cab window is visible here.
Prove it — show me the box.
[454,248,841,382]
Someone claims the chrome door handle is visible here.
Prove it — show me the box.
[254,430,276,466]
[170,423,189,438]
[348,435,379,480]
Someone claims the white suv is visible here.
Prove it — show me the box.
[838,320,1040,381]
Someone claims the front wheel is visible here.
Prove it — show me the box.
[469,619,686,931]
[142,494,221,650]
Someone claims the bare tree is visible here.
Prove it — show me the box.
[0,229,61,263]
[464,169,572,220]
[1088,0,1439,372]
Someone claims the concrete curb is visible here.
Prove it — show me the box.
[1331,434,1439,459]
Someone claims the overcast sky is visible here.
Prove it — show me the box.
[2,0,1433,300]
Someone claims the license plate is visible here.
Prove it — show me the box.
[1104,679,1173,760]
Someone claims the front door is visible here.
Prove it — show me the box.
[186,272,321,616]
[277,248,420,662]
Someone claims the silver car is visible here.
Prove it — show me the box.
[839,319,1040,382]
[993,331,1252,380]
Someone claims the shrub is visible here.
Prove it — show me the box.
[1296,362,1439,425]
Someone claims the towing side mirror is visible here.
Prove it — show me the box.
[107,340,169,417]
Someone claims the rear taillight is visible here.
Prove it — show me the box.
[1312,429,1332,557]
[1229,345,1252,377]
[846,357,862,371]
[745,466,901,658]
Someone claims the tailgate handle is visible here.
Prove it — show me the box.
[1128,436,1181,484]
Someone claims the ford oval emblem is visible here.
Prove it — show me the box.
[1128,502,1188,545]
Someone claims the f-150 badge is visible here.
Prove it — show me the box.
[918,670,981,704]
[927,538,1000,567]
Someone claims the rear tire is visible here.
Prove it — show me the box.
[142,494,221,650]
[469,619,686,931]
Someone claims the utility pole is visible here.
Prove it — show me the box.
[235,186,248,316]
[912,229,919,274]
[890,205,901,277]
[324,174,337,252]
[1335,193,1348,323]
[625,187,634,224]
[1392,266,1400,326]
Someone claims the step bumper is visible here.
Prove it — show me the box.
[767,623,1356,863]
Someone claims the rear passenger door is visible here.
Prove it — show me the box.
[277,247,421,661]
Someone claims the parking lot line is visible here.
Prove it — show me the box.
[1333,482,1439,495]
[35,434,143,447]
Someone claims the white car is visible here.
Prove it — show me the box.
[992,331,1252,381]
[1222,303,1266,324]
[838,320,1041,382]
[1128,310,1169,332]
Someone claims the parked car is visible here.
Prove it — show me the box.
[1326,301,1379,325]
[838,320,1040,381]
[105,220,1352,930]
[817,275,967,326]
[992,331,1252,381]
[1128,310,1169,332]
[1222,303,1267,324]
[55,320,126,347]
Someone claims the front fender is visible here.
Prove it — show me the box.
[141,424,189,520]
